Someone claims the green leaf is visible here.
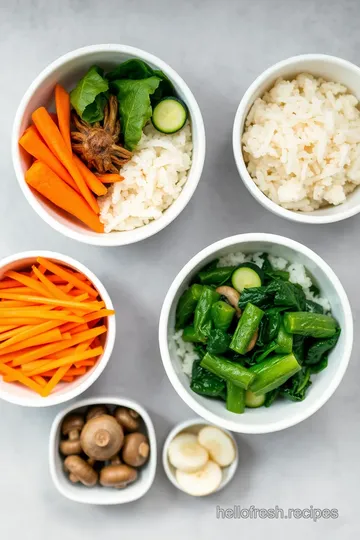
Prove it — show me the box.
[111,77,161,150]
[70,65,109,118]
[207,329,231,355]
[190,360,226,400]
[82,93,108,123]
[106,59,154,81]
[281,368,312,402]
[269,280,306,311]
[304,329,340,365]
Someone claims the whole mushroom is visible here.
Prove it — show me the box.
[64,455,98,487]
[100,463,137,489]
[122,433,150,467]
[80,414,124,461]
[114,407,140,432]
[86,405,109,422]
[60,414,84,456]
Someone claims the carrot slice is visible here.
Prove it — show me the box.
[32,108,99,214]
[19,125,78,191]
[73,155,107,196]
[26,162,104,233]
[37,258,98,297]
[0,364,43,394]
[27,346,103,376]
[55,84,72,153]
[41,364,71,397]
[96,173,124,184]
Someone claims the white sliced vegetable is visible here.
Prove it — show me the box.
[168,433,209,473]
[176,460,222,496]
[198,426,236,467]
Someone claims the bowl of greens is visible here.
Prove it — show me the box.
[12,44,205,246]
[159,234,353,433]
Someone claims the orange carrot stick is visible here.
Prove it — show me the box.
[0,308,83,323]
[41,367,86,377]
[21,360,50,372]
[37,258,98,298]
[75,359,96,368]
[96,173,124,184]
[27,346,103,376]
[55,84,72,153]
[19,126,78,191]
[32,108,99,213]
[0,320,63,351]
[25,162,104,233]
[32,265,71,301]
[0,364,43,394]
[5,270,49,297]
[73,155,107,196]
[0,292,99,311]
[33,375,47,387]
[0,328,62,356]
[0,279,24,289]
[41,364,71,397]
[2,318,59,326]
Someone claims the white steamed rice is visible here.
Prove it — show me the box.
[242,73,360,211]
[174,252,330,377]
[99,122,192,232]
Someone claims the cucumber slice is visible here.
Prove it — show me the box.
[232,265,262,292]
[152,97,187,134]
[245,390,266,408]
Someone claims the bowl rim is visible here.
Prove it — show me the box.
[233,53,360,224]
[162,417,238,496]
[12,43,206,246]
[49,396,157,504]
[0,250,116,407]
[159,233,353,434]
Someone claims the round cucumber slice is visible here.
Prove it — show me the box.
[231,265,262,292]
[152,97,188,134]
[245,390,265,408]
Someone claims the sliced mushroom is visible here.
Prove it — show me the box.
[122,433,150,467]
[64,455,98,487]
[100,463,137,489]
[114,407,140,432]
[86,405,109,422]
[246,328,259,353]
[216,286,241,316]
[80,414,124,461]
[60,414,84,456]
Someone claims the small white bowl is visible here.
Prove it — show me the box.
[0,251,115,407]
[159,233,353,434]
[49,396,156,505]
[162,418,238,496]
[12,44,205,246]
[233,54,360,224]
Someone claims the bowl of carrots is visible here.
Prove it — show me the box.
[0,251,116,407]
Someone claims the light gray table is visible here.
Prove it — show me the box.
[1,0,359,537]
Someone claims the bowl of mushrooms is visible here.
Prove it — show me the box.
[49,396,156,504]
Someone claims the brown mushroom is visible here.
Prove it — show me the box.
[80,414,124,461]
[114,407,140,432]
[100,463,137,489]
[86,405,109,422]
[122,433,150,467]
[64,455,98,487]
[246,328,259,353]
[60,414,84,456]
[216,286,241,316]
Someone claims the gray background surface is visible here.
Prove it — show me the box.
[0,0,359,537]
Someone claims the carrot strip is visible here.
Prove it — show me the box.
[41,365,71,397]
[5,270,49,297]
[0,292,99,311]
[96,173,124,184]
[0,329,62,357]
[0,320,63,351]
[19,125,79,191]
[2,318,59,326]
[0,364,43,394]
[61,376,75,382]
[26,162,104,233]
[83,309,114,322]
[75,359,96,368]
[0,300,42,308]
[37,258,98,298]
[0,309,84,323]
[0,287,45,295]
[73,155,107,196]
[33,375,47,387]
[32,108,99,214]
[32,265,71,301]
[12,325,106,366]
[41,367,86,377]
[0,279,24,289]
[27,346,103,376]
[55,84,72,153]
[21,360,50,372]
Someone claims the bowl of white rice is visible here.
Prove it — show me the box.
[12,44,205,246]
[233,54,360,223]
[159,233,353,433]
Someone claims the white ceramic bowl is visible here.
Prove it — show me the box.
[233,54,360,224]
[159,233,353,434]
[162,418,238,496]
[12,44,205,246]
[49,396,156,504]
[0,251,115,407]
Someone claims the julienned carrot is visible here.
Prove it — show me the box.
[26,162,104,233]
[41,364,71,397]
[0,320,63,351]
[41,367,86,377]
[55,84,72,153]
[12,325,106,366]
[27,346,103,376]
[0,308,84,323]
[2,318,59,326]
[37,257,98,298]
[6,270,49,297]
[61,376,74,382]
[32,265,71,301]
[0,364,43,395]
[0,279,24,289]
[0,292,101,313]
[75,360,96,368]
[73,155,107,197]
[96,173,124,184]
[0,328,62,357]
[33,375,47,387]
[32,107,99,214]
[19,126,79,192]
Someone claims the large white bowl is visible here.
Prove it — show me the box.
[12,44,205,246]
[233,54,360,224]
[49,396,156,504]
[159,234,353,434]
[0,251,116,407]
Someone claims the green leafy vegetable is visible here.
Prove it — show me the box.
[70,65,109,121]
[207,329,231,355]
[305,299,324,314]
[175,284,203,330]
[281,367,312,402]
[304,329,340,365]
[239,286,274,310]
[107,59,155,81]
[269,280,306,311]
[264,388,280,407]
[190,360,226,400]
[198,267,235,286]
